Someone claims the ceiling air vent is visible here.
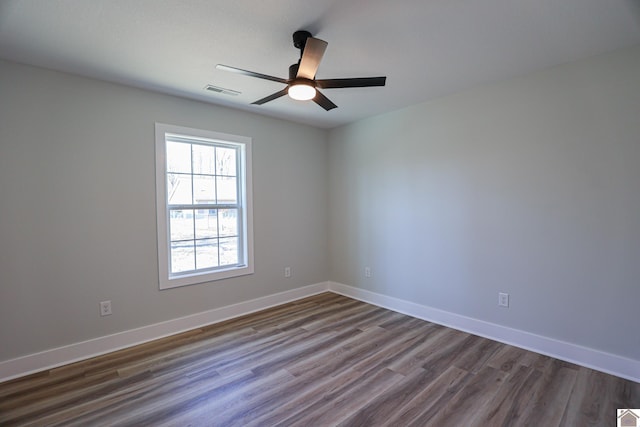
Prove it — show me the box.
[204,84,241,96]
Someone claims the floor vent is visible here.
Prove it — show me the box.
[204,85,241,96]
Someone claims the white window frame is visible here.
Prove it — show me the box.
[155,123,254,289]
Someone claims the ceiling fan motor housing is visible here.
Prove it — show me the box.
[288,63,316,86]
[289,63,299,80]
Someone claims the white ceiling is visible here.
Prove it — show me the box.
[1,0,640,129]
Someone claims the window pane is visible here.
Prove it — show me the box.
[193,175,215,204]
[195,209,217,239]
[167,173,192,205]
[216,176,237,204]
[219,237,238,265]
[171,241,195,273]
[196,239,219,269]
[219,209,238,237]
[170,209,194,241]
[216,147,237,176]
[193,144,215,175]
[167,141,191,173]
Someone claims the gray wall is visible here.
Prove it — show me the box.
[0,60,328,361]
[328,45,640,361]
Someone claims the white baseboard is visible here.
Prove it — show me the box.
[3,281,638,384]
[328,281,640,383]
[0,282,329,383]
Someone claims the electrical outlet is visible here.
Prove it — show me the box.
[100,300,112,316]
[365,267,371,278]
[498,292,509,308]
[284,267,291,278]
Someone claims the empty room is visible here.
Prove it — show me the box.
[1,1,640,425]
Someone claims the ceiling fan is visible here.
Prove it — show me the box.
[216,30,386,111]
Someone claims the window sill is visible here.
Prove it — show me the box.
[159,264,254,290]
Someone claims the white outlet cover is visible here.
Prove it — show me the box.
[100,300,112,316]
[498,292,509,308]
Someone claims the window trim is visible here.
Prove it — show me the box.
[155,123,254,289]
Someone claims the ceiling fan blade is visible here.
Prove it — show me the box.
[251,88,289,105]
[297,37,328,80]
[216,64,289,84]
[313,90,337,111]
[316,76,386,89]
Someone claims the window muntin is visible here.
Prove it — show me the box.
[155,123,253,289]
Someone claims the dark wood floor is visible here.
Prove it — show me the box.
[1,292,638,426]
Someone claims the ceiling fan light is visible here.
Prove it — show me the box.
[288,83,316,101]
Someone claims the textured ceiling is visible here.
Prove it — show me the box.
[1,0,639,128]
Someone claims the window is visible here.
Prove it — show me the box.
[155,123,253,289]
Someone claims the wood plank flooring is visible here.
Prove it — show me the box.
[1,292,638,426]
